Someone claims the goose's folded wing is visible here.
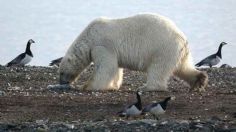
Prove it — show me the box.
[195,54,216,66]
[7,53,25,66]
[142,103,157,113]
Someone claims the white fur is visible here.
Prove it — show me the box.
[59,13,208,91]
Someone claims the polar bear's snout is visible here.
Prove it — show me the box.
[59,72,70,84]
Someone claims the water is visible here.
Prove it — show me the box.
[0,0,235,66]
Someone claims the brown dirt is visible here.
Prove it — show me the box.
[0,66,235,128]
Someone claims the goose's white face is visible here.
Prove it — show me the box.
[137,91,142,95]
[170,96,176,100]
[221,42,227,46]
[29,39,35,44]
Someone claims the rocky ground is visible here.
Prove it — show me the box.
[0,65,235,131]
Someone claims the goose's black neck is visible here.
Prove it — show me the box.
[160,97,171,110]
[216,44,223,58]
[25,42,33,57]
[136,92,142,110]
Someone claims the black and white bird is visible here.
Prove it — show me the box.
[220,64,232,68]
[6,39,35,67]
[142,96,173,119]
[49,57,63,67]
[195,42,227,68]
[117,91,142,119]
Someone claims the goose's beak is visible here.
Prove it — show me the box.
[222,42,227,45]
[171,96,176,100]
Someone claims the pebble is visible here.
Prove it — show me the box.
[64,124,75,129]
[0,91,5,96]
[161,121,168,125]
[179,120,189,124]
[195,124,203,128]
[9,86,20,90]
[36,119,49,125]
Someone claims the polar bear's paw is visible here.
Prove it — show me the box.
[191,71,208,92]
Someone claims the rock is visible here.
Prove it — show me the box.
[179,120,189,124]
[47,84,73,91]
[64,124,75,129]
[0,119,235,131]
[0,91,5,96]
[36,119,49,125]
[220,64,232,68]
[8,86,21,91]
[0,65,4,70]
[233,113,236,118]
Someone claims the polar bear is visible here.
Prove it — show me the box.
[57,13,208,91]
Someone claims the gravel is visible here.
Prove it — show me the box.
[0,65,235,131]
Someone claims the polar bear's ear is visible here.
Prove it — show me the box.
[192,71,208,92]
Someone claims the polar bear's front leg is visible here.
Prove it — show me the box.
[85,46,122,91]
[112,68,123,89]
[146,68,169,91]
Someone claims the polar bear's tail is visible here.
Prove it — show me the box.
[174,41,208,92]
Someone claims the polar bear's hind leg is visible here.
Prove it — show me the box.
[174,53,208,92]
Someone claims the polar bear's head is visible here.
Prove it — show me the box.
[59,55,80,84]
